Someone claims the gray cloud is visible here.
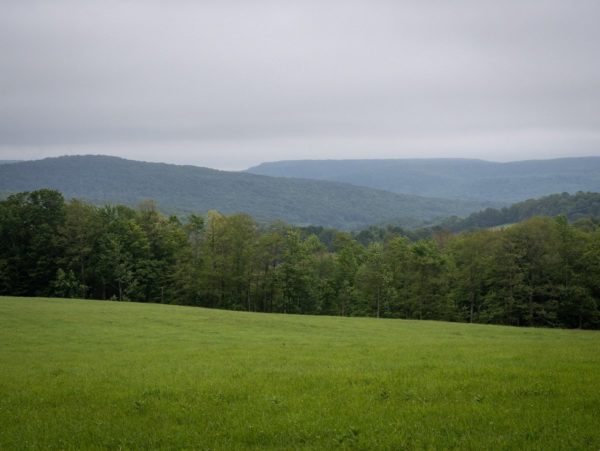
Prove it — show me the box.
[1,0,599,169]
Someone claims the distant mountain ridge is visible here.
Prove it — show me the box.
[246,157,600,203]
[0,155,493,229]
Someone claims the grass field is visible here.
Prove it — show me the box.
[1,297,599,450]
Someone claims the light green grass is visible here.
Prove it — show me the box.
[1,296,599,450]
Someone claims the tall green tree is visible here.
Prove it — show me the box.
[355,243,391,318]
[449,231,494,323]
[332,233,364,316]
[408,240,447,320]
[58,199,100,297]
[383,236,411,317]
[0,190,66,296]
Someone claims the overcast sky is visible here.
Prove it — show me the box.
[1,0,599,170]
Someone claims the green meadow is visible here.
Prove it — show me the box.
[1,297,599,450]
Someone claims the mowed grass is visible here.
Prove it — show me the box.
[1,297,599,450]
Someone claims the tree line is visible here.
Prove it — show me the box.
[1,189,599,329]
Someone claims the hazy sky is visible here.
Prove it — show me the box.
[1,0,599,170]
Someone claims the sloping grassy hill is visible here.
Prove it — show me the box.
[247,157,600,203]
[1,296,599,449]
[0,155,491,229]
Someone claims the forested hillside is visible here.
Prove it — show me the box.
[1,189,598,329]
[247,157,600,203]
[0,155,490,229]
[438,192,600,232]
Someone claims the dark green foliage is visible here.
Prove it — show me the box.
[0,155,492,229]
[1,190,599,328]
[247,157,600,203]
[51,268,87,298]
[0,189,65,296]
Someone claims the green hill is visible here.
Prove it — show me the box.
[247,157,600,203]
[438,191,600,232]
[0,155,492,229]
[1,296,599,449]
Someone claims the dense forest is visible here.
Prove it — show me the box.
[1,189,599,329]
[437,192,600,232]
[308,192,600,247]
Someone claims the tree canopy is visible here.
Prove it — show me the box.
[1,190,598,329]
